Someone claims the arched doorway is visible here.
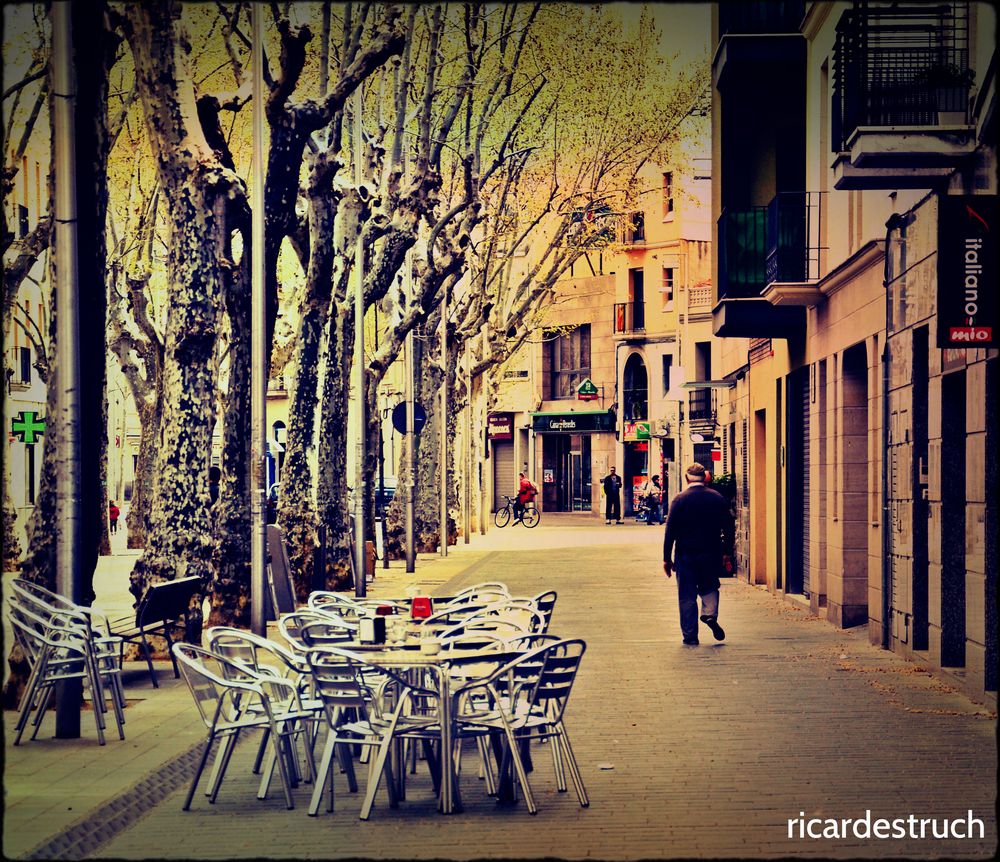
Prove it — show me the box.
[622,353,649,516]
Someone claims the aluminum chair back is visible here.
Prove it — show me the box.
[532,590,557,632]
[306,592,362,615]
[172,643,261,729]
[304,646,372,713]
[528,639,586,724]
[278,611,356,651]
[451,582,510,602]
[439,617,528,642]
[299,619,359,649]
[472,601,547,634]
[206,627,302,680]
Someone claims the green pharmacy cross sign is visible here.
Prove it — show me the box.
[11,411,45,444]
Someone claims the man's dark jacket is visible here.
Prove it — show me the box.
[663,483,735,595]
[602,473,622,496]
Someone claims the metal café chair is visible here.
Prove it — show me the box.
[9,582,127,726]
[455,639,589,814]
[304,646,440,820]
[172,643,313,810]
[205,627,320,789]
[8,602,125,745]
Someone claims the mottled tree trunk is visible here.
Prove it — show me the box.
[316,309,354,588]
[125,3,247,642]
[277,154,341,600]
[209,241,251,628]
[126,400,160,548]
[3,472,21,571]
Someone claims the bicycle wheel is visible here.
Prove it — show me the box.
[494,506,511,528]
[521,506,540,528]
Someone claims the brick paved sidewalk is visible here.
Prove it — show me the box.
[5,524,996,860]
[91,527,995,860]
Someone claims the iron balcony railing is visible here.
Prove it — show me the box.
[718,206,768,300]
[718,1,805,36]
[719,192,827,300]
[765,192,826,284]
[832,2,972,152]
[688,388,713,422]
[613,301,645,334]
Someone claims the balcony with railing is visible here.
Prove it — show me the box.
[831,2,976,190]
[613,301,645,336]
[714,192,826,337]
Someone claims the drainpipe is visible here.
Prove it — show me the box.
[881,213,904,650]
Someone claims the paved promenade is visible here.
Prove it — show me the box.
[4,517,997,859]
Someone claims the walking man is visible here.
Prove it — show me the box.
[663,462,735,645]
[602,466,623,524]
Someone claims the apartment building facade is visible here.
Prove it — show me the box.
[711,0,997,700]
[610,159,719,511]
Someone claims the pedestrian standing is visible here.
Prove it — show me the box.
[601,466,623,524]
[663,462,735,645]
[108,500,120,535]
[640,474,663,524]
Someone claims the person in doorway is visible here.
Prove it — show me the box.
[108,500,120,535]
[602,466,623,524]
[513,472,537,522]
[663,462,735,645]
[640,474,663,525]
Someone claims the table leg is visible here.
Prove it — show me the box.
[437,668,463,814]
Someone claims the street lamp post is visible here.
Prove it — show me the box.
[250,4,268,636]
[52,0,83,738]
[439,287,448,558]
[353,85,367,596]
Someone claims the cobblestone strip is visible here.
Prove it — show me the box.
[22,740,206,861]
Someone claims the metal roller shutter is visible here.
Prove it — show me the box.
[492,441,516,512]
[802,373,811,596]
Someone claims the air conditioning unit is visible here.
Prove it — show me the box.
[651,418,671,437]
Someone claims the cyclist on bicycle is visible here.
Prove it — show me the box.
[513,472,537,522]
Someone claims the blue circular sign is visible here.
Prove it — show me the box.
[391,402,427,435]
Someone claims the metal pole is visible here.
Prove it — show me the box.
[353,85,367,597]
[464,357,471,544]
[250,5,268,636]
[404,282,416,573]
[439,288,448,557]
[52,0,82,738]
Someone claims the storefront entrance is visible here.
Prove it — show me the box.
[541,434,592,512]
[623,440,649,516]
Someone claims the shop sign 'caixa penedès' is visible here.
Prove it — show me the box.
[937,195,997,348]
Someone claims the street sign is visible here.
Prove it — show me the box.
[576,378,599,401]
[391,402,427,435]
[11,411,45,444]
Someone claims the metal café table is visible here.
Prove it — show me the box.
[342,641,520,815]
